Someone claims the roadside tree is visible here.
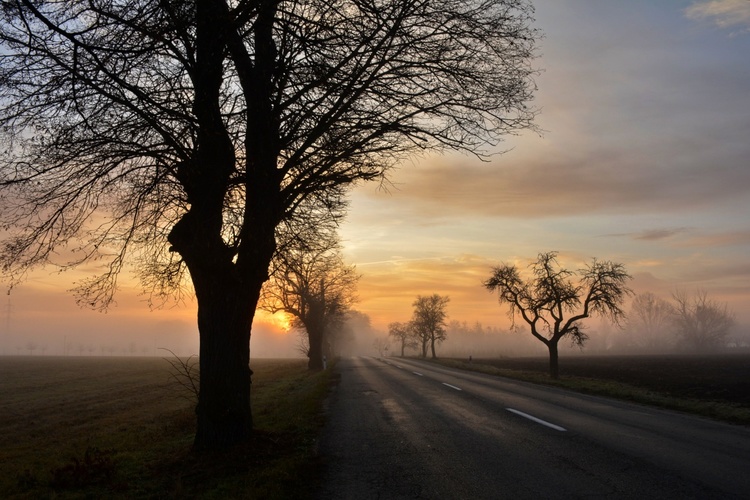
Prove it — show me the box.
[484,252,632,379]
[261,237,358,370]
[0,0,538,450]
[671,289,735,351]
[411,294,450,359]
[388,322,416,357]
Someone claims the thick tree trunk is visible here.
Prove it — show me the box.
[430,336,437,359]
[307,327,325,371]
[548,342,559,380]
[194,287,254,450]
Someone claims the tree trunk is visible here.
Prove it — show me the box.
[548,341,559,380]
[400,342,405,357]
[421,339,428,358]
[194,287,254,450]
[307,326,325,371]
[430,336,437,359]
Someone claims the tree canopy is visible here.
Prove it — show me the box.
[411,294,450,359]
[1,0,539,450]
[484,252,632,378]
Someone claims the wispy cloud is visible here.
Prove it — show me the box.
[686,0,750,34]
[633,228,691,241]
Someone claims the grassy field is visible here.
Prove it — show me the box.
[4,353,748,497]
[433,353,750,425]
[0,356,333,499]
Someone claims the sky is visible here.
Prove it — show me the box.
[2,0,750,356]
[340,0,750,332]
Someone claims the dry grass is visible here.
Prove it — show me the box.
[0,356,332,499]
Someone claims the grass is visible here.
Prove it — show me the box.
[0,356,335,499]
[430,355,750,426]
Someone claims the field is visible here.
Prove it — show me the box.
[438,353,750,425]
[2,354,748,497]
[0,356,332,499]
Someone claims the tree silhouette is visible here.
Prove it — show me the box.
[388,321,416,357]
[627,292,674,350]
[411,294,450,358]
[1,0,538,450]
[484,252,632,379]
[671,289,735,351]
[261,234,358,370]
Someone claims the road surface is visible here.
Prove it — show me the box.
[316,356,750,499]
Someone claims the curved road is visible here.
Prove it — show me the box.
[316,356,750,499]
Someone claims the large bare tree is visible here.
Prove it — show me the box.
[0,0,538,449]
[260,234,358,370]
[484,252,632,379]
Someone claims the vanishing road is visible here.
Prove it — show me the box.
[316,356,750,499]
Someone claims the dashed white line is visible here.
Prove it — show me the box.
[506,408,567,432]
[442,382,463,391]
[412,371,424,376]
[395,364,403,369]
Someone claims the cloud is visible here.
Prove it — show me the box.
[685,0,750,33]
[371,145,749,220]
[633,228,691,241]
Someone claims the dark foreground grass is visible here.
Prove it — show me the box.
[431,354,750,426]
[0,356,334,499]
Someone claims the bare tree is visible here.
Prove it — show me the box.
[373,337,391,358]
[261,235,359,370]
[1,0,538,450]
[411,294,450,359]
[627,292,674,350]
[388,321,416,357]
[484,252,632,379]
[672,289,735,351]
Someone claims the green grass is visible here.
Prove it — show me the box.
[0,356,335,499]
[430,357,750,426]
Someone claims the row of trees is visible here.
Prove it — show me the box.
[389,294,450,358]
[384,253,736,380]
[0,0,539,450]
[625,290,736,352]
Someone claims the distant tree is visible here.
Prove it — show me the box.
[627,292,674,350]
[671,289,735,351]
[26,341,37,355]
[373,337,391,358]
[484,252,632,379]
[411,294,450,359]
[388,322,417,357]
[1,0,538,450]
[261,236,358,370]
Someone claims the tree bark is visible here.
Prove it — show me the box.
[430,336,437,359]
[193,282,254,449]
[548,342,559,380]
[307,326,325,371]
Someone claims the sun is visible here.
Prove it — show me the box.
[256,310,294,333]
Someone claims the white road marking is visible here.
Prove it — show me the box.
[442,383,463,391]
[506,408,567,432]
[412,371,424,376]
[395,364,403,369]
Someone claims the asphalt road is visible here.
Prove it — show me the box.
[316,356,750,499]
